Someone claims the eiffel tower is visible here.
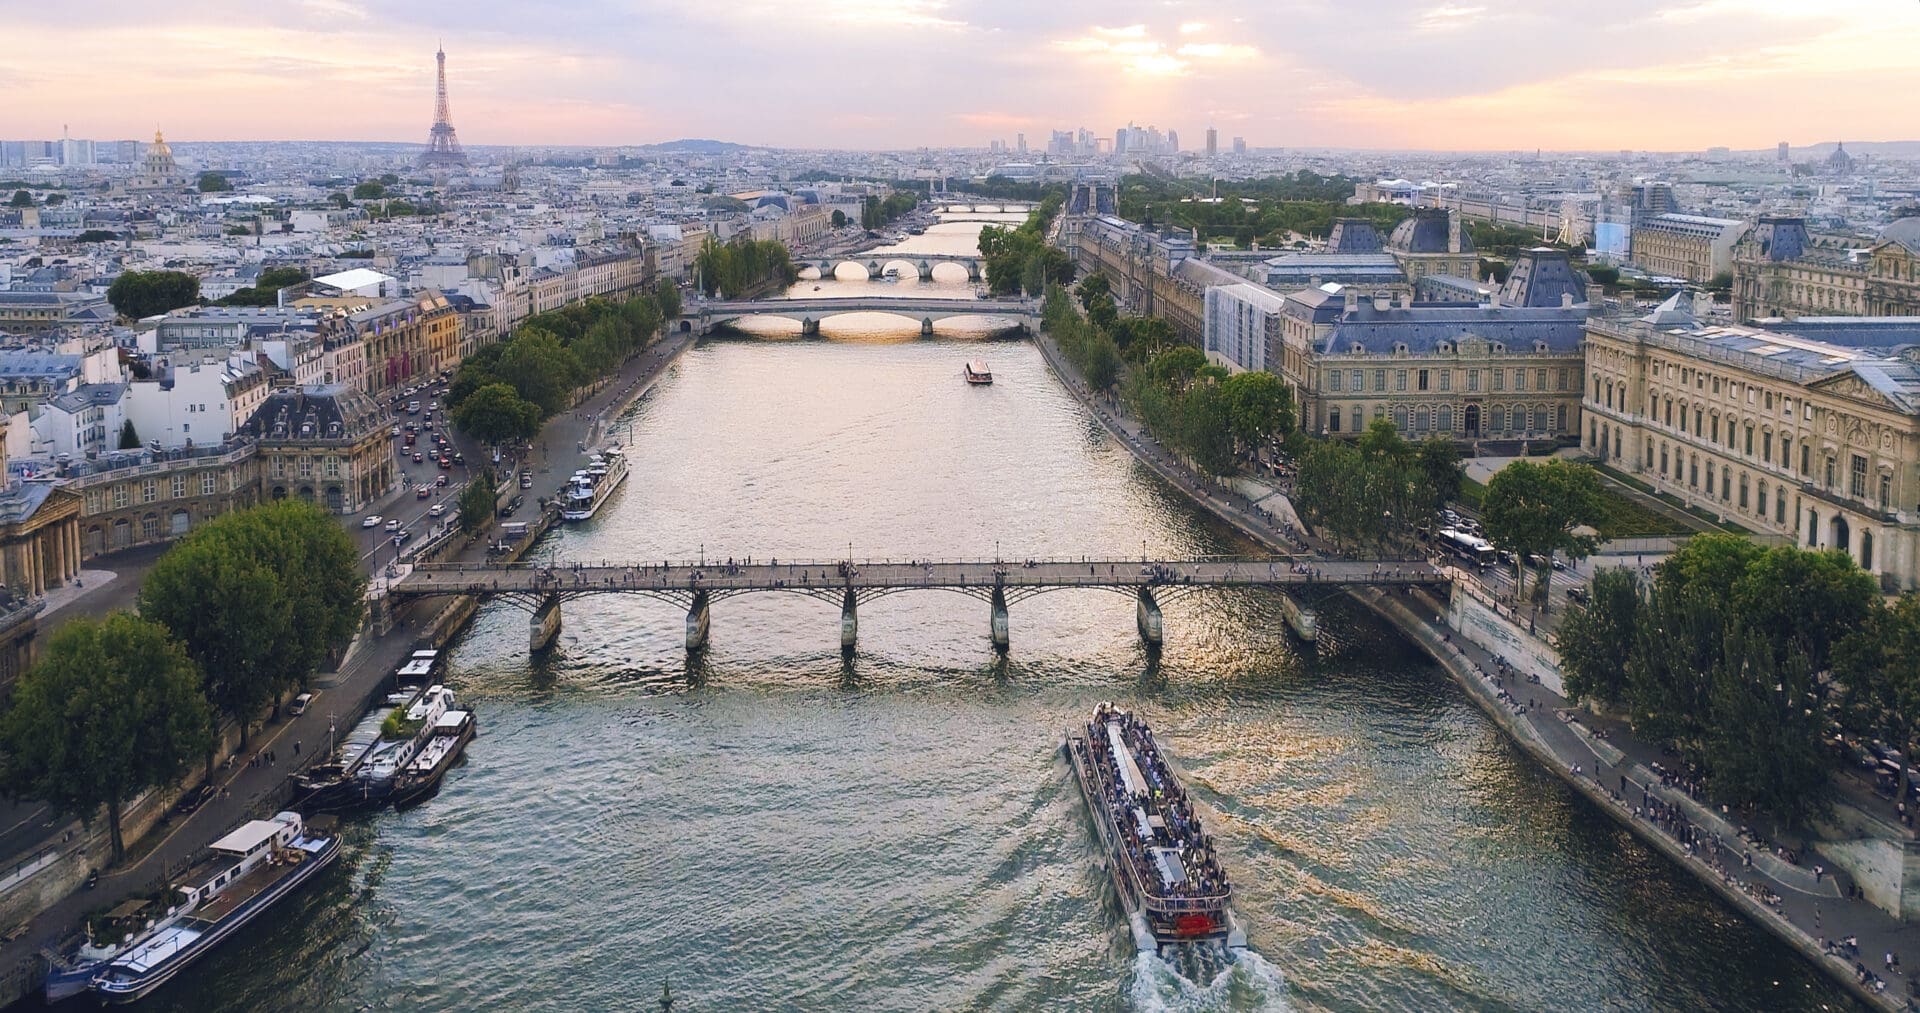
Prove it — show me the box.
[419,44,468,169]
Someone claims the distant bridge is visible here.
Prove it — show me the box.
[375,555,1449,653]
[932,202,1036,214]
[689,296,1039,336]
[809,252,982,282]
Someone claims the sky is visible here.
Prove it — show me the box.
[9,0,1920,152]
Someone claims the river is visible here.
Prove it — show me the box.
[126,217,1860,1012]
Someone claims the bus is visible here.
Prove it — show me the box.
[1438,528,1498,569]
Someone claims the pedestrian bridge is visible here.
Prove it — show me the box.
[375,555,1449,654]
[933,202,1036,214]
[809,253,982,282]
[691,296,1039,336]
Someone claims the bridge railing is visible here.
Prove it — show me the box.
[406,552,1345,573]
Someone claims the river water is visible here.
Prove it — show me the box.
[132,218,1859,1012]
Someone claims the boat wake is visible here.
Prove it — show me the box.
[1126,914,1290,1012]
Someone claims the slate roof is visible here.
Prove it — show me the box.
[1389,210,1473,255]
[241,385,384,442]
[1325,218,1384,253]
[1498,248,1589,308]
[1315,301,1588,355]
[1880,217,1920,253]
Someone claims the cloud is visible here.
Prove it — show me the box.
[1178,21,1208,34]
[1052,23,1262,78]
[1414,5,1487,32]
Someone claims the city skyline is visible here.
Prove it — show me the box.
[10,0,1920,151]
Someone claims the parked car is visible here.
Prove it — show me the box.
[520,473,534,489]
[390,426,401,437]
[173,784,216,818]
[289,691,314,715]
[362,514,383,528]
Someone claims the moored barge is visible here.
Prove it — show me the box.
[1064,703,1245,954]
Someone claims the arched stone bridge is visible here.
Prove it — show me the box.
[810,253,983,282]
[375,555,1450,654]
[689,296,1039,336]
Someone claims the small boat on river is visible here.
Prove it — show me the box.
[388,708,477,809]
[963,360,993,385]
[89,812,339,1003]
[1064,704,1245,955]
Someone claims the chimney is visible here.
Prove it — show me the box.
[1397,292,1413,309]
[1341,287,1358,313]
[1561,292,1575,308]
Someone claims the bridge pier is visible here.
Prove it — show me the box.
[840,588,858,652]
[966,263,982,283]
[917,262,934,282]
[817,261,835,279]
[866,261,883,280]
[989,585,1010,652]
[920,318,934,338]
[686,589,711,652]
[529,593,563,652]
[801,317,820,338]
[1135,587,1163,647]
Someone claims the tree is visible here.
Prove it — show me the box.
[1219,371,1295,457]
[496,328,582,415]
[1624,581,1727,767]
[7,190,29,207]
[455,383,541,445]
[329,191,351,209]
[1730,545,1876,673]
[43,193,63,206]
[1834,596,1920,803]
[379,173,400,186]
[1707,624,1829,828]
[1555,567,1640,707]
[0,614,213,864]
[117,419,140,450]
[352,181,386,200]
[139,502,364,737]
[1413,437,1462,515]
[1075,272,1112,311]
[653,279,682,321]
[1148,346,1208,388]
[1480,459,1604,604]
[458,471,497,536]
[1655,532,1767,600]
[106,270,200,320]
[830,209,847,229]
[197,171,233,193]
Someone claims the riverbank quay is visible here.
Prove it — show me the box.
[0,331,693,1008]
[1030,327,1918,1011]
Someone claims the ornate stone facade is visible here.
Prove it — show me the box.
[241,386,394,514]
[1583,305,1920,590]
[71,443,259,557]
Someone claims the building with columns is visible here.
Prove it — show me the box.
[1725,215,1920,320]
[1583,298,1920,591]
